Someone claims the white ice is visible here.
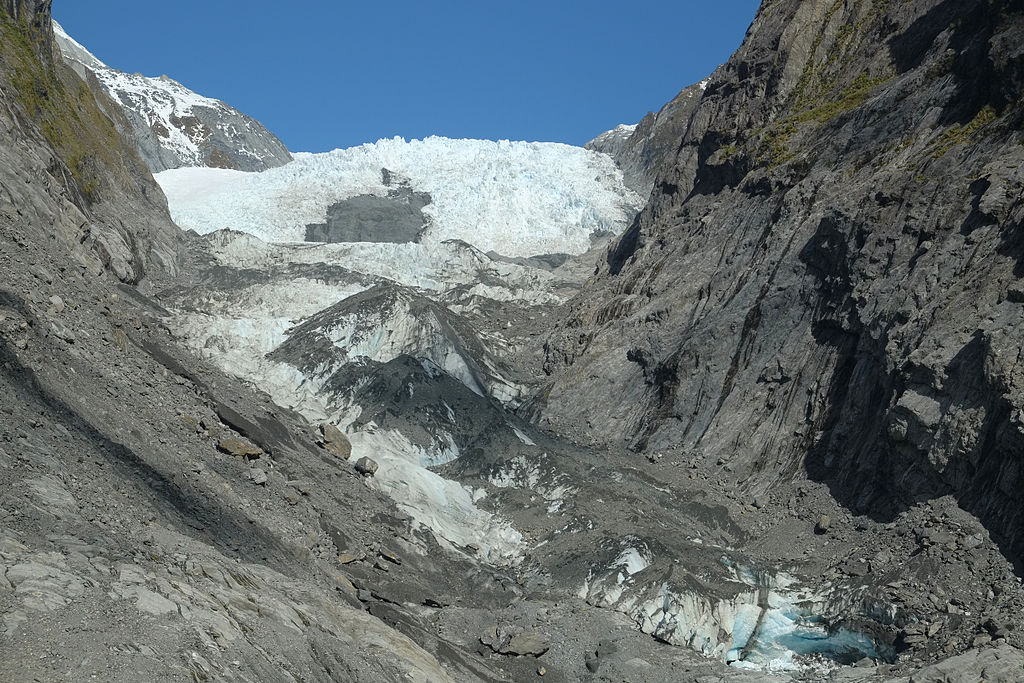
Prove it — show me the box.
[347,428,522,565]
[154,136,643,257]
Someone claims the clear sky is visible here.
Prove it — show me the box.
[54,1,761,153]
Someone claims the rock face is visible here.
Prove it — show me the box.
[305,171,433,244]
[0,1,181,284]
[542,0,1024,562]
[585,78,708,197]
[52,21,292,173]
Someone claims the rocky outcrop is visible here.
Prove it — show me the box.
[585,78,708,197]
[0,3,181,284]
[305,170,432,244]
[53,21,292,173]
[542,0,1024,567]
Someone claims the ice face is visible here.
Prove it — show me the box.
[155,136,643,258]
[722,567,892,672]
[609,558,892,673]
[612,548,650,577]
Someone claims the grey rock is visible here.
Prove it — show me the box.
[305,178,432,244]
[50,321,75,343]
[897,644,1024,682]
[501,631,550,657]
[129,586,178,616]
[354,456,379,477]
[246,468,268,486]
[29,264,54,284]
[318,422,352,460]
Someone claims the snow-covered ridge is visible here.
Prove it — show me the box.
[52,21,292,173]
[155,136,643,258]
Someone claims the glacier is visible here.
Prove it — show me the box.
[155,136,643,257]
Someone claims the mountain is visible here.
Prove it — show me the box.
[585,78,709,197]
[542,0,1024,668]
[4,0,1024,681]
[52,21,292,173]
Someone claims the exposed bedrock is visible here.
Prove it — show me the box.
[586,78,708,198]
[304,185,432,244]
[539,0,1024,565]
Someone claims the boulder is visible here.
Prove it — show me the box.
[217,438,262,460]
[354,457,379,477]
[318,423,352,460]
[502,631,550,657]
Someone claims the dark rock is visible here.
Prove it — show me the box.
[842,559,870,577]
[354,456,379,477]
[305,184,431,244]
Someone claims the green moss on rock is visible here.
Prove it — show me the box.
[1,10,126,205]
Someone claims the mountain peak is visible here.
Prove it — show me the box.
[52,20,293,173]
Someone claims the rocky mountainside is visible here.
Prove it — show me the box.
[541,0,1024,670]
[585,78,709,198]
[1,5,747,681]
[53,21,292,173]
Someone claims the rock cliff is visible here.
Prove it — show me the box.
[0,0,180,284]
[542,0,1024,564]
[586,78,708,197]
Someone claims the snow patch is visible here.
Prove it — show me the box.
[512,426,536,446]
[347,429,522,565]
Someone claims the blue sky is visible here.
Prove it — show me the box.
[55,1,760,153]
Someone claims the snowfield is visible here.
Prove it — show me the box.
[156,136,643,257]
